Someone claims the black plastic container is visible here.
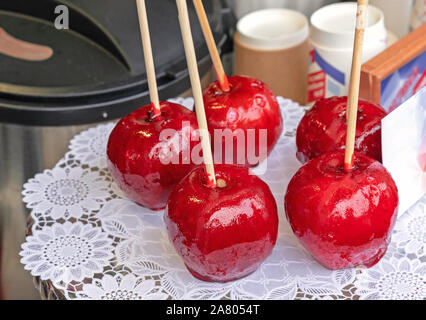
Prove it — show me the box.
[0,0,233,126]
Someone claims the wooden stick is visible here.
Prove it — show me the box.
[136,0,161,117]
[192,0,230,92]
[176,0,217,187]
[344,0,369,172]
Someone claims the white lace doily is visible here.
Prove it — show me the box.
[20,97,426,300]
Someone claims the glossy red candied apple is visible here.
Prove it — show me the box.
[296,96,387,163]
[165,164,278,282]
[285,150,399,270]
[107,101,198,211]
[203,75,283,167]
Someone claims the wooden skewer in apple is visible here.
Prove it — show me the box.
[136,0,161,117]
[285,0,399,270]
[344,0,369,172]
[193,0,283,167]
[106,0,199,211]
[164,0,279,283]
[176,0,216,187]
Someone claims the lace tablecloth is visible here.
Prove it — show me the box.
[20,97,426,300]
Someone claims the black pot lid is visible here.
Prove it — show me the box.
[0,0,229,126]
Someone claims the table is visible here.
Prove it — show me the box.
[20,97,426,300]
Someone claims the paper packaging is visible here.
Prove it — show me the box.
[360,23,426,112]
[382,87,426,217]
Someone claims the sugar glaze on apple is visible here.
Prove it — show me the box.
[203,75,283,167]
[296,96,387,163]
[165,164,278,282]
[285,151,398,270]
[107,101,198,211]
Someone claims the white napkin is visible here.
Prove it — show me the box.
[382,87,426,217]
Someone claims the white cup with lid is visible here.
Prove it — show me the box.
[307,2,388,103]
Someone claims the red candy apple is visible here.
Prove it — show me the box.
[285,150,399,270]
[296,96,387,163]
[107,101,198,210]
[165,164,278,282]
[203,75,283,167]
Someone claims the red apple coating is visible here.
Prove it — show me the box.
[285,151,399,270]
[296,96,387,163]
[107,101,198,211]
[165,164,278,282]
[203,75,283,167]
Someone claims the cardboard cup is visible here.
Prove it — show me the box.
[234,9,309,105]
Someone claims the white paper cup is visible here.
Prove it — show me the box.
[307,2,388,103]
[234,9,309,104]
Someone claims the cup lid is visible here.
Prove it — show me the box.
[236,8,309,51]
